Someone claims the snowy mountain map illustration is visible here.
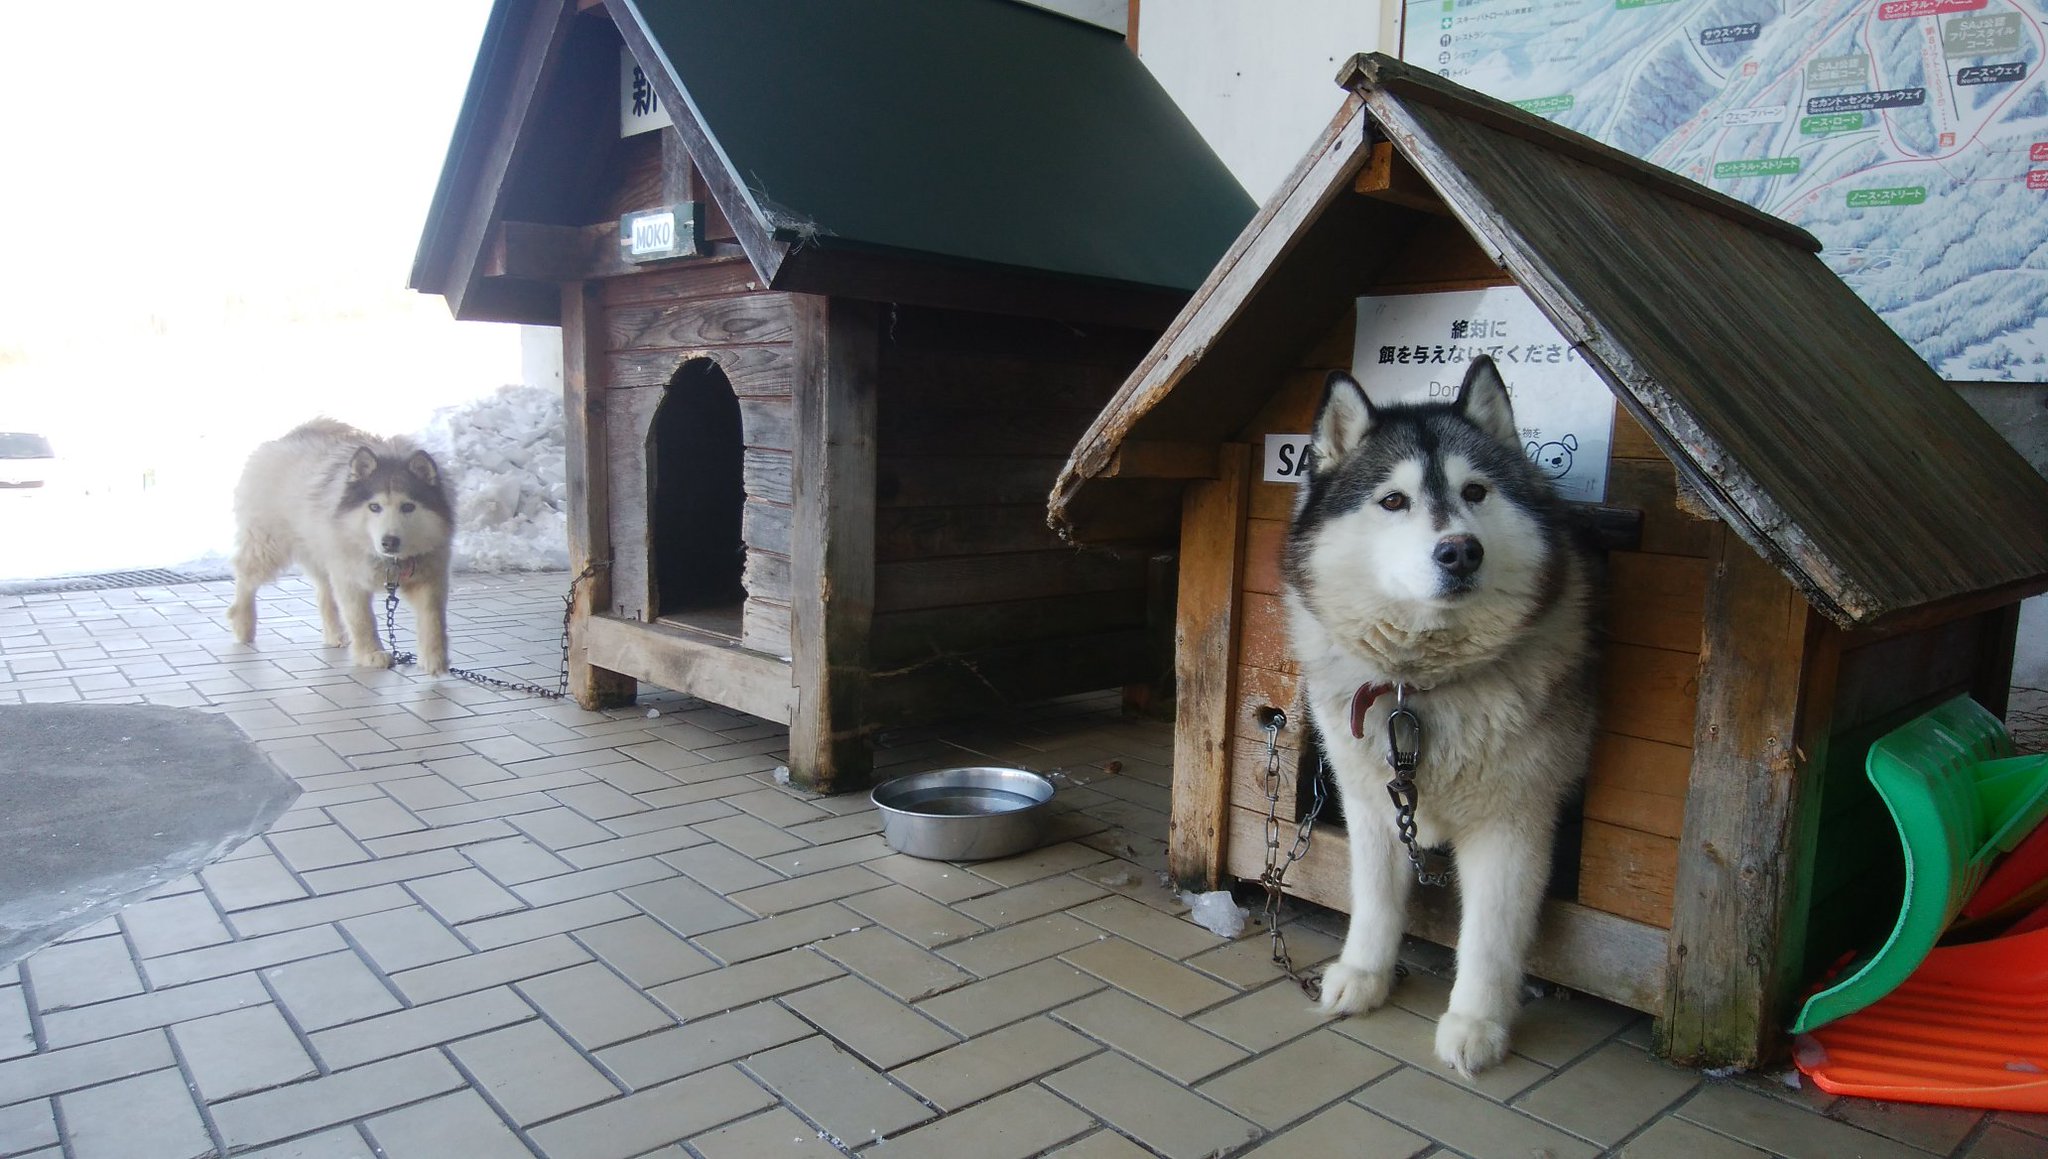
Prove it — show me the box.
[1405,0,2048,381]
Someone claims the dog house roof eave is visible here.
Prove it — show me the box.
[1051,57,2048,630]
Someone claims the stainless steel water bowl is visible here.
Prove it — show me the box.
[870,766,1055,861]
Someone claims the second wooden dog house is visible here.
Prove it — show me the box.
[411,0,1253,790]
[1049,54,2048,1066]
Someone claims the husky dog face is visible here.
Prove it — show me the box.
[1283,357,1562,651]
[339,447,454,562]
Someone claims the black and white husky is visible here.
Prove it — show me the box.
[228,419,455,674]
[1283,356,1597,1077]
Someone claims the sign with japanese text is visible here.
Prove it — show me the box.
[620,46,673,137]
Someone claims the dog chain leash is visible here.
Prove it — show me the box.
[1385,685,1454,887]
[382,561,607,701]
[1255,706,1327,998]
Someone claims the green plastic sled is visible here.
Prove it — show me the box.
[1791,695,2048,1035]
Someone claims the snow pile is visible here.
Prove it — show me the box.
[415,384,568,572]
[1179,890,1250,939]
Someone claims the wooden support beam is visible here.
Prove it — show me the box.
[1168,444,1252,889]
[1659,527,1837,1066]
[561,283,638,710]
[486,220,744,283]
[1353,141,1448,215]
[1106,441,1220,480]
[584,615,794,724]
[788,296,880,792]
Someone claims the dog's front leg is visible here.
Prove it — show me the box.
[308,571,346,648]
[335,583,393,669]
[1319,809,1411,1017]
[1437,821,1549,1076]
[404,579,448,675]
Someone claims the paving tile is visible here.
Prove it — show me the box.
[525,1065,776,1159]
[458,893,636,951]
[57,1067,213,1159]
[269,824,375,871]
[782,975,959,1069]
[390,933,591,1004]
[1042,1049,1264,1159]
[1324,998,1552,1101]
[0,1030,174,1104]
[648,947,844,1021]
[264,949,403,1030]
[618,875,752,939]
[1238,1100,1431,1158]
[447,1019,621,1125]
[741,1035,935,1145]
[874,1083,1096,1159]
[1964,1123,2048,1159]
[1354,1065,1601,1159]
[812,926,973,1002]
[362,818,517,858]
[596,800,730,838]
[968,841,1114,888]
[939,913,1105,977]
[229,883,414,938]
[118,891,231,958]
[512,857,678,907]
[0,1098,58,1155]
[598,1003,814,1088]
[693,902,865,965]
[842,883,988,948]
[143,925,346,988]
[0,986,27,1061]
[687,1106,846,1159]
[1616,1115,1771,1158]
[757,833,894,877]
[728,865,887,917]
[1070,895,1230,960]
[1055,989,1250,1084]
[1829,1091,1987,1154]
[557,824,711,869]
[515,960,674,1049]
[462,835,573,885]
[955,874,1112,928]
[889,1014,1100,1111]
[405,868,526,924]
[547,780,649,820]
[170,1004,318,1100]
[1184,923,1339,990]
[39,973,265,1050]
[572,915,717,989]
[237,1125,378,1157]
[1194,978,1349,1055]
[380,774,474,812]
[22,935,144,1011]
[211,1049,465,1150]
[340,905,469,973]
[296,849,468,896]
[200,853,309,911]
[1512,1040,1702,1145]
[1198,1028,1399,1129]
[915,956,1106,1037]
[363,1089,531,1159]
[327,797,429,840]
[309,987,535,1070]
[1676,1081,1935,1159]
[659,842,785,894]
[1062,935,1238,1017]
[511,807,615,851]
[695,813,811,858]
[1042,1129,1160,1159]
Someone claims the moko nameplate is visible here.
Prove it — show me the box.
[620,204,701,263]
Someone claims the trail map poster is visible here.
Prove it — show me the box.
[1405,0,2048,382]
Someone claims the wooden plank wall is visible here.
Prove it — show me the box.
[596,261,796,658]
[866,307,1169,724]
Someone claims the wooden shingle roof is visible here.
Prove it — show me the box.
[411,0,1254,326]
[1050,53,2048,630]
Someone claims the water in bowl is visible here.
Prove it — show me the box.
[890,785,1041,816]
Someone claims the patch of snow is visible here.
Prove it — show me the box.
[1179,889,1250,939]
[414,383,568,573]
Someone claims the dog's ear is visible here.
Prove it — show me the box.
[404,450,440,488]
[1311,371,1376,474]
[1455,356,1519,445]
[347,447,379,483]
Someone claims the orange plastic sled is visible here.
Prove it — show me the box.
[1796,924,2048,1112]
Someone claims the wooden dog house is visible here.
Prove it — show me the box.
[1048,54,2048,1066]
[411,0,1253,791]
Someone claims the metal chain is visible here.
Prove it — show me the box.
[1255,706,1327,998]
[381,562,607,701]
[1384,686,1453,887]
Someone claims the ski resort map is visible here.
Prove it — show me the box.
[1405,0,2048,381]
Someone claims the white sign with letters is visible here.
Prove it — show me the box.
[620,46,673,137]
[1262,433,1315,484]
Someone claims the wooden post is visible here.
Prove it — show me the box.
[1659,526,1836,1066]
[561,282,638,710]
[1168,444,1252,889]
[788,296,878,792]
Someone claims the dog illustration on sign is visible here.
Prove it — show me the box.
[1526,433,1578,482]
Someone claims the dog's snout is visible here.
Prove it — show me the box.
[1433,535,1483,578]
[380,535,401,554]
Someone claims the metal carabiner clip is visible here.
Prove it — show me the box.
[1386,689,1421,773]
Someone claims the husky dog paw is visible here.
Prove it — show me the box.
[352,648,394,670]
[1317,962,1395,1017]
[227,606,255,645]
[420,653,449,677]
[1435,1010,1511,1077]
[323,626,347,648]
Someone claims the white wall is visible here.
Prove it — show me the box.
[1135,0,1396,203]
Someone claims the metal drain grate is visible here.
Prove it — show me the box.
[0,567,233,596]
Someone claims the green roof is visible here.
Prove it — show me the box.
[617,0,1253,293]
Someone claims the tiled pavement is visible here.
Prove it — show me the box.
[2,572,2044,1159]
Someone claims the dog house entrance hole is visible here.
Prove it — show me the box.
[650,359,746,637]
